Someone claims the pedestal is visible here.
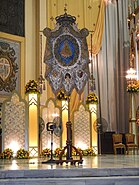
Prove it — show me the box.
[28,93,39,156]
[129,93,137,144]
[89,103,98,154]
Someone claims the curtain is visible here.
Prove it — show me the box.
[92,0,105,55]
[94,0,130,133]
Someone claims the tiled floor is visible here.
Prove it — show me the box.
[0,154,139,170]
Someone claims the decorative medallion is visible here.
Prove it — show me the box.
[0,41,18,93]
[43,11,89,95]
[54,34,79,66]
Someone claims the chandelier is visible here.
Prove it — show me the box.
[126,32,137,84]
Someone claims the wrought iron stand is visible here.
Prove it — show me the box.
[56,97,83,165]
[42,97,83,165]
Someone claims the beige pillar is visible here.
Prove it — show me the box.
[89,104,98,154]
[61,100,68,148]
[25,0,38,82]
[28,93,39,156]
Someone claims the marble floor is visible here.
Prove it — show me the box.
[0,154,139,170]
[0,155,139,185]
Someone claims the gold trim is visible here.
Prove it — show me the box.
[0,32,25,99]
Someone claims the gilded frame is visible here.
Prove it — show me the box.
[0,32,25,101]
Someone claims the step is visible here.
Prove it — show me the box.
[0,176,139,185]
[0,167,139,179]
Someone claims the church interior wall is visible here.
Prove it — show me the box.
[0,0,139,155]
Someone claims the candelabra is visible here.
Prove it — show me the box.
[126,32,138,144]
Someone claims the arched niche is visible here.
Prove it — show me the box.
[2,91,28,153]
[73,103,91,149]
[40,98,61,150]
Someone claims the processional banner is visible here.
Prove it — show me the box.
[43,11,89,95]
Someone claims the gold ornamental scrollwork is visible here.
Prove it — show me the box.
[0,42,18,93]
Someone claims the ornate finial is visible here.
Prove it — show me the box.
[64,3,67,14]
[129,32,135,68]
[55,7,76,26]
[88,5,92,9]
[50,16,54,22]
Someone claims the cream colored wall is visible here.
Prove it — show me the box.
[25,0,48,104]
[40,0,47,30]
[25,0,40,156]
[25,0,37,82]
[40,0,48,104]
